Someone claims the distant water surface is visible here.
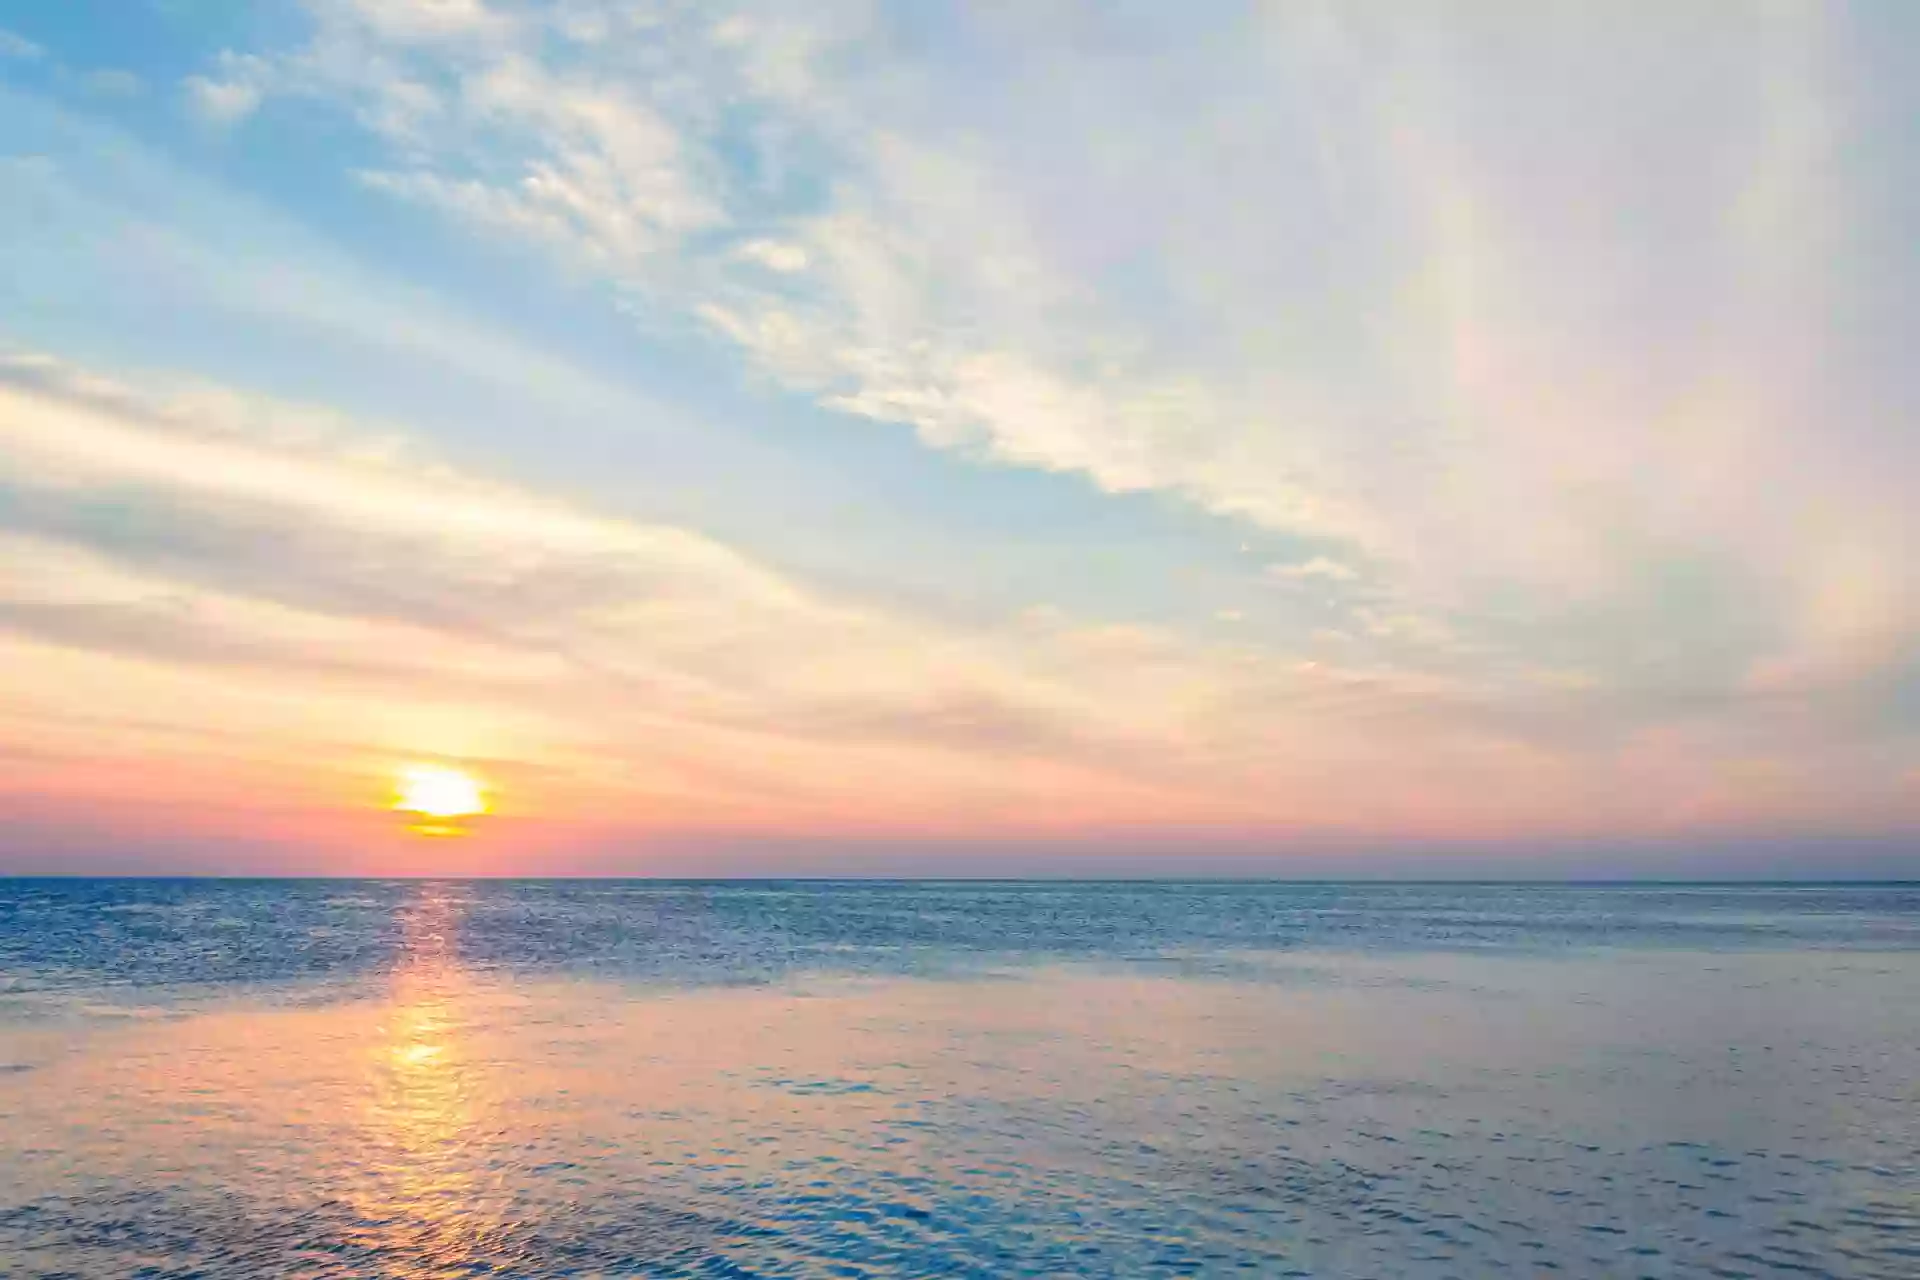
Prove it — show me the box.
[0,880,1915,1277]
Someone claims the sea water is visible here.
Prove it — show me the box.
[0,880,1914,1277]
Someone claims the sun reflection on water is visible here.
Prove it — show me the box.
[345,888,511,1275]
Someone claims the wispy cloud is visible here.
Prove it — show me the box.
[1269,558,1359,584]
[183,53,272,124]
[0,28,43,61]
[199,3,1915,617]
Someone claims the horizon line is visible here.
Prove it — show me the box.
[2,874,1914,886]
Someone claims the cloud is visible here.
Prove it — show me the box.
[197,8,718,264]
[214,3,1912,638]
[0,533,561,694]
[732,239,809,273]
[0,28,43,61]
[326,0,514,45]
[185,73,264,124]
[1268,557,1359,584]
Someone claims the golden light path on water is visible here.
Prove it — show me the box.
[346,889,500,1272]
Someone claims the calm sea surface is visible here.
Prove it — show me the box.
[0,880,1915,1278]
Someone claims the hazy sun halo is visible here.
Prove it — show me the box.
[395,765,486,819]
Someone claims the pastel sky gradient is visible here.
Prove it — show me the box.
[2,0,1917,876]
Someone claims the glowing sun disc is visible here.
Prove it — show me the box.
[395,765,486,819]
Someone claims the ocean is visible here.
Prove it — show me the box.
[0,880,1914,1277]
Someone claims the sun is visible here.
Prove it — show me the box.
[394,765,487,819]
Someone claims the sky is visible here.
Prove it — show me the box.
[1,0,1917,877]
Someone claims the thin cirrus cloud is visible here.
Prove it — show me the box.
[0,0,1916,873]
